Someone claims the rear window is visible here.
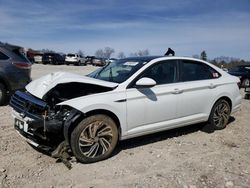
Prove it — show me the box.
[0,51,9,60]
[44,53,54,57]
[12,48,29,61]
[67,54,76,57]
[181,60,221,82]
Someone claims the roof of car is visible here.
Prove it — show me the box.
[121,56,207,63]
[122,56,163,62]
[0,43,22,50]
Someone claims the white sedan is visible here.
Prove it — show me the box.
[10,56,241,163]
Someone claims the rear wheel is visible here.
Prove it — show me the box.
[0,83,7,105]
[70,114,118,163]
[242,78,250,87]
[208,99,231,130]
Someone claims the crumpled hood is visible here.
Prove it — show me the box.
[25,72,118,99]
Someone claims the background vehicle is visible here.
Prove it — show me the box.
[228,65,250,87]
[65,53,86,66]
[0,44,32,105]
[42,53,65,65]
[34,55,43,63]
[85,56,95,65]
[92,57,106,66]
[10,56,241,163]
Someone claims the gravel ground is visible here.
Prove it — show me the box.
[0,64,250,188]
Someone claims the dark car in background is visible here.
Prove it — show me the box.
[92,58,107,66]
[228,65,250,87]
[0,44,32,105]
[42,53,64,65]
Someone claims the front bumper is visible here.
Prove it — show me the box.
[10,91,64,150]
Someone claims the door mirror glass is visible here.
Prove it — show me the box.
[135,77,156,87]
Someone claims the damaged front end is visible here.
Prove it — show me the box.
[9,90,76,152]
[9,72,117,167]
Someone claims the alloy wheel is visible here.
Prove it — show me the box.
[213,101,230,128]
[78,121,113,158]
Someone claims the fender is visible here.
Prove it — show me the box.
[58,91,128,135]
[63,108,82,144]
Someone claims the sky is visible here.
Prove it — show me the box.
[0,0,250,60]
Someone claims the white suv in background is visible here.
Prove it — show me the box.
[65,53,86,66]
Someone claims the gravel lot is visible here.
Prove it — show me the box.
[0,64,250,188]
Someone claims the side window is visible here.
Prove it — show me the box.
[0,51,9,60]
[180,60,220,82]
[139,60,178,85]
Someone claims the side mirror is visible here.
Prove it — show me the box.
[135,77,156,88]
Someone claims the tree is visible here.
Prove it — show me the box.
[200,50,207,61]
[41,48,55,53]
[95,49,105,58]
[138,49,149,56]
[117,52,126,59]
[95,47,115,58]
[78,50,85,57]
[103,47,115,58]
[192,54,199,59]
[130,49,150,57]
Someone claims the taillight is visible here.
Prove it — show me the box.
[12,61,32,69]
[237,81,241,88]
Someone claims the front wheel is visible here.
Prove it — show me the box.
[208,99,231,130]
[70,114,118,163]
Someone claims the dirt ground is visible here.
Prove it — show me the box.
[0,64,250,188]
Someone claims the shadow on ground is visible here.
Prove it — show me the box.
[28,116,236,166]
[114,116,235,156]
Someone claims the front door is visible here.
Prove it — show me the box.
[126,60,179,134]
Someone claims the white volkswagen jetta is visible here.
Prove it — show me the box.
[10,56,241,163]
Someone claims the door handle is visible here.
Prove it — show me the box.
[209,84,216,89]
[172,88,183,94]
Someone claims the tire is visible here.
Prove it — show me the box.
[0,83,7,105]
[208,99,231,130]
[245,94,250,100]
[70,114,118,163]
[74,61,80,66]
[242,78,250,87]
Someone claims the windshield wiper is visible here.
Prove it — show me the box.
[109,67,113,82]
[94,61,111,78]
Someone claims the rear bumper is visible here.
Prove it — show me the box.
[231,92,242,114]
[231,104,241,114]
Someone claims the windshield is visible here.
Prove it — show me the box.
[88,58,149,83]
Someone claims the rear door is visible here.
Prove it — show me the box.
[175,60,221,119]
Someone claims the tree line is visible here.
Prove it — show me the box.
[194,50,250,69]
[1,41,249,68]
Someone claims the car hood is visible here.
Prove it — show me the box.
[25,72,118,99]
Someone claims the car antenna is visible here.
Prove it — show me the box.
[164,48,175,56]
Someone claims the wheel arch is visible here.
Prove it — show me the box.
[85,109,121,135]
[0,76,10,92]
[64,108,122,146]
[212,96,232,113]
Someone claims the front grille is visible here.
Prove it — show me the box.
[10,91,47,120]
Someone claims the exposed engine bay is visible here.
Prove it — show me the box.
[44,82,113,107]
